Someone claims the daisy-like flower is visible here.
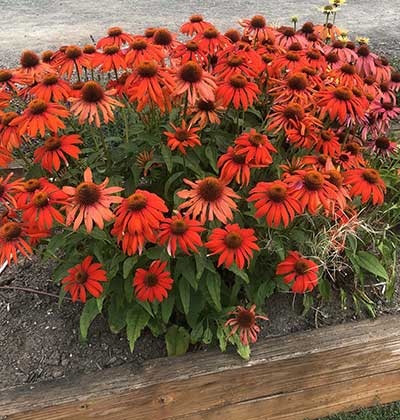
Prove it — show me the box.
[225,304,268,346]
[206,223,259,269]
[389,71,400,92]
[164,121,201,154]
[304,48,327,72]
[33,134,82,172]
[0,69,32,92]
[286,123,319,150]
[248,180,303,228]
[234,129,277,167]
[29,73,71,102]
[194,26,229,54]
[173,60,216,105]
[133,260,173,303]
[69,81,124,127]
[158,212,204,256]
[327,64,363,88]
[0,146,12,168]
[61,256,107,303]
[314,129,341,156]
[189,98,224,129]
[125,37,165,67]
[96,26,134,49]
[324,40,357,64]
[0,112,22,150]
[112,189,168,255]
[0,172,23,209]
[276,251,319,293]
[324,169,349,210]
[15,177,50,207]
[239,15,274,42]
[355,44,378,77]
[369,101,400,133]
[63,167,123,232]
[0,89,10,109]
[180,14,212,36]
[125,60,175,112]
[91,44,127,73]
[275,26,308,48]
[217,74,260,111]
[269,72,314,105]
[17,50,53,82]
[177,177,239,224]
[152,28,180,54]
[344,167,386,205]
[0,221,36,265]
[52,45,91,80]
[214,52,258,81]
[22,182,68,229]
[271,51,306,74]
[11,99,68,137]
[217,146,252,186]
[286,169,338,215]
[171,40,208,65]
[318,86,366,124]
[369,135,397,157]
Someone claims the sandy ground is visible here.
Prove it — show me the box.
[0,0,399,67]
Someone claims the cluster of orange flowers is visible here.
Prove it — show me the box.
[0,14,399,345]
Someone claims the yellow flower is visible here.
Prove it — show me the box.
[330,0,346,5]
[356,36,369,45]
[319,5,336,14]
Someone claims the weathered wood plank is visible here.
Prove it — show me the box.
[1,316,400,420]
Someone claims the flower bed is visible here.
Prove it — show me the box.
[0,3,399,358]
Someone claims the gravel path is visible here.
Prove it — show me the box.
[0,0,399,67]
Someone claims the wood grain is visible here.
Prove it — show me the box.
[2,316,400,420]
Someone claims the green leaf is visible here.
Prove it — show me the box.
[178,278,191,315]
[165,325,190,356]
[205,145,218,172]
[126,307,150,352]
[123,256,138,279]
[89,227,109,242]
[164,171,183,197]
[217,326,227,352]
[190,322,204,342]
[206,271,222,311]
[161,144,173,172]
[80,299,100,340]
[356,251,389,281]
[161,293,175,323]
[228,264,249,283]
[175,257,197,289]
[202,327,213,344]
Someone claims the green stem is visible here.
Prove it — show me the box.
[122,108,129,143]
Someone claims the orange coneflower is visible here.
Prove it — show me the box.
[22,182,68,230]
[0,112,22,150]
[63,167,123,232]
[0,69,32,92]
[0,221,36,265]
[0,145,12,168]
[178,177,239,224]
[189,98,224,129]
[248,180,303,227]
[29,73,71,102]
[152,28,180,54]
[194,26,230,54]
[17,50,53,82]
[69,81,124,127]
[217,146,253,186]
[239,15,274,42]
[324,169,349,210]
[97,26,134,49]
[180,14,212,36]
[164,121,201,154]
[214,52,258,81]
[15,178,50,207]
[286,169,338,214]
[314,129,341,156]
[0,172,22,209]
[286,123,319,150]
[206,223,259,270]
[217,74,260,111]
[173,60,216,105]
[34,134,82,172]
[342,141,365,167]
[271,51,307,74]
[61,256,107,303]
[11,99,68,137]
[275,26,308,48]
[91,44,127,73]
[276,251,319,293]
[269,72,314,105]
[0,89,10,109]
[172,40,209,65]
[158,212,204,256]
[327,64,363,88]
[125,36,165,66]
[304,48,327,72]
[225,305,268,346]
[234,129,276,167]
[344,167,386,205]
[53,45,91,80]
[133,260,173,303]
[125,60,175,112]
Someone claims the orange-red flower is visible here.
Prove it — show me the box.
[61,256,107,303]
[164,121,201,154]
[53,45,91,80]
[172,40,208,65]
[234,129,276,166]
[17,50,53,82]
[189,99,224,129]
[217,146,252,186]
[0,221,35,265]
[133,260,173,303]
[0,172,22,209]
[269,72,314,105]
[248,180,303,227]
[180,15,212,36]
[177,177,239,224]
[214,52,258,81]
[344,167,386,205]
[0,112,22,150]
[225,304,268,346]
[0,146,12,168]
[239,15,274,42]
[314,129,341,156]
[217,74,260,110]
[69,81,123,127]
[0,89,11,109]
[33,134,82,172]
[97,27,134,49]
[15,178,50,207]
[0,69,32,92]
[276,251,319,293]
[194,26,229,54]
[11,99,68,137]
[125,37,165,66]
[206,223,259,269]
[63,167,123,232]
[29,73,71,102]
[158,212,204,256]
[91,45,127,72]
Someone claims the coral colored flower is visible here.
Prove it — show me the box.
[158,213,204,256]
[53,45,91,80]
[234,129,276,167]
[0,145,12,167]
[125,37,165,67]
[61,256,107,303]
[180,15,212,36]
[97,27,134,49]
[327,64,363,88]
[112,190,168,255]
[369,136,397,157]
[152,28,180,54]
[29,73,72,102]
[271,51,307,73]
[0,221,34,265]
[286,169,338,215]
[344,168,386,205]
[11,99,68,137]
[177,177,239,224]
[0,172,22,209]
[314,129,341,156]
[248,180,303,227]
[0,112,22,150]
[34,134,82,172]
[17,50,53,82]
[225,304,268,346]
[172,40,208,65]
[217,74,260,111]
[269,72,314,105]
[133,260,173,303]
[0,69,32,92]
[194,26,229,54]
[189,98,224,129]
[206,223,259,269]
[286,123,319,150]
[0,89,11,109]
[15,178,50,207]
[355,44,378,77]
[275,26,308,48]
[22,182,68,229]
[63,167,123,232]
[218,146,252,186]
[91,45,127,72]
[214,52,258,81]
[173,60,216,105]
[276,251,319,293]
[69,81,123,127]
[164,121,201,154]
[239,15,274,42]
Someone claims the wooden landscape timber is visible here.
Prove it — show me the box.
[1,315,400,420]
